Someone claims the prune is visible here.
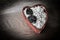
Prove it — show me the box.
[28,15,37,23]
[26,8,33,15]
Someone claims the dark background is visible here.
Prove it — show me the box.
[0,0,60,40]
